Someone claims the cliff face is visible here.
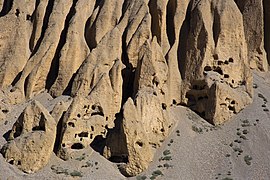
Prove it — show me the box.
[0,0,269,176]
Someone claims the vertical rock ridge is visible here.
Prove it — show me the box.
[263,0,270,65]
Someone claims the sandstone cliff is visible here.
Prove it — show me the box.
[0,0,269,176]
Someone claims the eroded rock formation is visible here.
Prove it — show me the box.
[1,101,56,173]
[181,0,253,125]
[0,0,269,176]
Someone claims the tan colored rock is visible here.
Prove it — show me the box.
[164,0,189,105]
[119,87,173,176]
[50,99,72,123]
[182,0,253,125]
[0,1,3,9]
[133,38,168,98]
[264,0,270,65]
[85,0,124,49]
[57,89,119,160]
[105,87,173,176]
[29,0,48,52]
[71,19,126,96]
[235,0,268,71]
[155,0,190,105]
[211,81,253,124]
[13,0,74,100]
[105,38,174,176]
[1,100,56,173]
[49,0,95,97]
[57,19,126,159]
[0,104,9,121]
[49,99,72,155]
[0,90,9,121]
[148,0,170,55]
[119,98,154,176]
[0,0,35,89]
[125,0,152,69]
[0,0,269,176]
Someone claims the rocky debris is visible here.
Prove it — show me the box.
[1,100,56,173]
[0,0,269,176]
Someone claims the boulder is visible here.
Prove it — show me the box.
[1,100,56,173]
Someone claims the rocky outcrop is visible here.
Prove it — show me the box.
[0,0,269,176]
[264,0,270,65]
[0,0,36,89]
[181,0,253,125]
[1,101,56,173]
[120,89,173,176]
[235,0,268,71]
[104,37,175,175]
[48,0,95,97]
[57,18,125,159]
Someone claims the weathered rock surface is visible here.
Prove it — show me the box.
[0,0,36,89]
[264,0,270,65]
[0,0,269,176]
[235,0,268,71]
[1,100,56,173]
[181,0,253,125]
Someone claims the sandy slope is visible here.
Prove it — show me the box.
[133,71,270,180]
[1,71,270,180]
